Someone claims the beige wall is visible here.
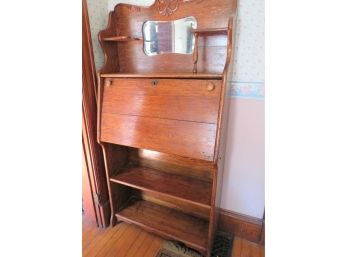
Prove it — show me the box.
[86,0,108,71]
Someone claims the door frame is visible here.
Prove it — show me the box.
[82,0,110,228]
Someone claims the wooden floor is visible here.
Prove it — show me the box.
[83,219,264,257]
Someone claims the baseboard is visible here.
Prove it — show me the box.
[218,208,264,243]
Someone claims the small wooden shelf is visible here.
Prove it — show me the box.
[100,73,223,79]
[103,36,143,42]
[110,167,212,208]
[191,28,228,34]
[116,200,209,252]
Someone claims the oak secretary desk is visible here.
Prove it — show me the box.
[96,1,237,256]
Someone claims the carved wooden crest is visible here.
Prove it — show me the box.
[157,0,180,16]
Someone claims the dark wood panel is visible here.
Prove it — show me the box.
[110,166,212,208]
[116,200,209,254]
[218,208,263,243]
[102,78,221,124]
[100,114,217,161]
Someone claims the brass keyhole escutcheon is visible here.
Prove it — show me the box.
[151,80,159,86]
[206,82,215,91]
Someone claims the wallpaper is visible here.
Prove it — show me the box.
[86,0,108,71]
[229,0,264,100]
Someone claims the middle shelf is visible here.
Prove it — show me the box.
[110,166,212,208]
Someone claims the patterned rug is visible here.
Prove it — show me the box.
[156,232,233,257]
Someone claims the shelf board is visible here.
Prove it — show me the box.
[100,73,223,79]
[116,200,209,252]
[110,167,212,208]
[192,27,228,34]
[103,36,143,42]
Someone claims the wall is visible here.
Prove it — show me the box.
[86,0,108,71]
[87,0,265,219]
[222,0,265,219]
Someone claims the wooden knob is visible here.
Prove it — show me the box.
[105,79,112,87]
[206,82,215,91]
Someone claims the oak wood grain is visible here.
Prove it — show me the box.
[101,114,217,161]
[116,200,209,255]
[102,78,221,124]
[141,191,210,220]
[103,36,143,42]
[130,148,214,182]
[96,1,237,255]
[110,166,212,208]
[100,73,223,79]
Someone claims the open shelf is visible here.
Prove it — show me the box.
[102,36,143,42]
[110,166,212,208]
[116,200,209,252]
[100,73,223,79]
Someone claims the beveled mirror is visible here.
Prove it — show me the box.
[142,16,197,56]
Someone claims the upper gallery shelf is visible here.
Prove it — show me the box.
[101,27,228,42]
[102,36,143,42]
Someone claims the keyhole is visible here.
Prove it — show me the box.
[151,80,159,86]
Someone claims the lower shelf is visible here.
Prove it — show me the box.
[116,200,209,253]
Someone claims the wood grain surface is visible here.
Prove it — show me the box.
[101,114,217,161]
[102,78,221,124]
[110,166,212,208]
[116,200,209,255]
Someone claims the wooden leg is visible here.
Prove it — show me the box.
[110,213,117,226]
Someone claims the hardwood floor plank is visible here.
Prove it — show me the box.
[232,237,264,257]
[83,221,265,257]
[143,237,163,257]
[105,225,142,257]
[231,237,243,257]
[83,224,122,257]
[83,225,104,249]
[124,230,148,257]
[131,230,157,257]
[94,223,128,257]
[240,239,252,257]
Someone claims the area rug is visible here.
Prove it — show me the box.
[156,232,233,257]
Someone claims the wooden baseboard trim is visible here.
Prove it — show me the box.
[218,208,263,243]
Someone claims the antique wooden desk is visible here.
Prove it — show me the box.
[97,1,236,256]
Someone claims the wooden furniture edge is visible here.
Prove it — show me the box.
[100,73,223,79]
[218,208,264,243]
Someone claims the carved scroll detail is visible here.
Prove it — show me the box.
[157,0,180,16]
